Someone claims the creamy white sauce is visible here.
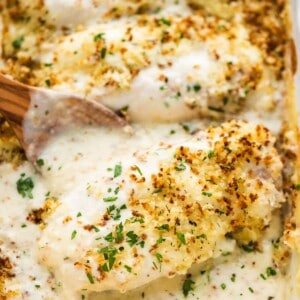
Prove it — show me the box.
[1,1,299,299]
[0,121,292,299]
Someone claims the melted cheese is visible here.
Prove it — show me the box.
[1,0,285,122]
[0,121,294,299]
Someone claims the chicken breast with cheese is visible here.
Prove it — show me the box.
[1,1,285,122]
[37,120,285,298]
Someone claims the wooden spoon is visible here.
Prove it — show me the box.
[0,73,128,165]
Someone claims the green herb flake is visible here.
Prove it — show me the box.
[155,224,169,231]
[45,79,51,87]
[115,223,124,243]
[248,287,254,293]
[196,233,207,239]
[193,83,201,92]
[177,232,186,245]
[158,18,171,26]
[157,234,165,244]
[202,191,212,197]
[153,188,162,193]
[77,212,82,218]
[208,150,216,159]
[208,106,225,113]
[71,230,77,240]
[175,161,186,171]
[124,265,132,273]
[220,283,226,290]
[182,278,195,297]
[241,241,256,253]
[103,196,118,202]
[231,273,236,282]
[94,33,105,41]
[98,246,118,272]
[100,47,107,59]
[12,36,24,49]
[155,252,163,271]
[135,165,143,176]
[35,285,41,289]
[104,232,114,242]
[114,163,122,178]
[16,174,34,199]
[126,231,139,247]
[266,267,277,277]
[295,183,300,190]
[260,273,267,280]
[36,158,44,167]
[92,226,100,233]
[86,273,94,284]
[181,124,190,132]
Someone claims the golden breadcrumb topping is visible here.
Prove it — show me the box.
[38,120,285,293]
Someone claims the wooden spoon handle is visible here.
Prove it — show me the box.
[0,74,31,142]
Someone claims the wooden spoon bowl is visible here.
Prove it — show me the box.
[0,74,128,165]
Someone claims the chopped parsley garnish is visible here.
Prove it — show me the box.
[100,47,107,59]
[71,230,77,240]
[260,273,267,280]
[107,204,127,221]
[92,226,100,232]
[124,265,132,273]
[114,163,122,178]
[103,196,118,202]
[295,183,300,190]
[16,174,34,199]
[126,231,139,247]
[86,272,94,284]
[182,278,195,297]
[98,246,118,272]
[193,83,201,92]
[158,18,171,26]
[104,232,114,242]
[177,232,186,245]
[208,106,225,113]
[248,287,254,293]
[231,273,236,282]
[208,150,216,159]
[196,233,207,239]
[181,124,190,132]
[220,283,226,290]
[36,158,44,167]
[153,188,162,193]
[134,165,143,176]
[12,36,24,49]
[45,79,51,87]
[155,224,169,231]
[223,96,229,105]
[157,234,165,244]
[130,216,144,223]
[202,191,212,197]
[170,129,176,135]
[115,223,124,243]
[94,33,105,41]
[76,212,82,218]
[155,253,163,271]
[175,161,186,171]
[241,241,256,252]
[266,267,277,277]
[44,63,53,67]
